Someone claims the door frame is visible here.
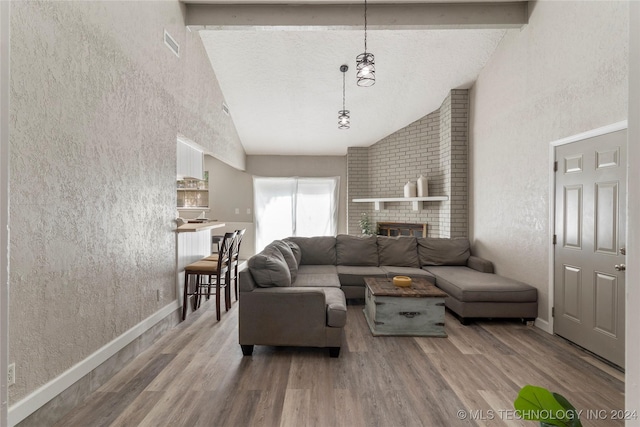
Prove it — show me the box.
[545,120,628,335]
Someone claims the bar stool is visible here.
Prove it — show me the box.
[211,235,223,254]
[229,229,246,301]
[182,231,236,321]
[202,229,245,305]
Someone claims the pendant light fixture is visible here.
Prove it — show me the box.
[356,0,375,87]
[338,65,350,129]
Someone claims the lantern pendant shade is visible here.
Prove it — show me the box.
[356,52,375,87]
[338,110,350,129]
[356,0,375,87]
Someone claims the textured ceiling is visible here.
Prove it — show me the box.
[199,28,508,155]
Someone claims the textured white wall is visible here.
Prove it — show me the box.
[469,1,628,322]
[1,2,10,425]
[180,31,245,170]
[9,1,244,404]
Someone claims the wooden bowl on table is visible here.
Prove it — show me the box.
[392,276,412,288]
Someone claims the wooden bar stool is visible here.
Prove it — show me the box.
[202,229,245,306]
[229,229,245,301]
[182,231,236,321]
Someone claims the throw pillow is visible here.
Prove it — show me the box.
[269,240,299,283]
[248,245,292,287]
[284,240,302,266]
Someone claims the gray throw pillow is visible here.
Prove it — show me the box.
[269,240,299,283]
[284,240,302,266]
[418,237,470,266]
[336,234,379,266]
[285,236,337,265]
[377,236,419,267]
[248,245,292,287]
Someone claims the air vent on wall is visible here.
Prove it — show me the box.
[164,30,180,58]
[222,103,230,116]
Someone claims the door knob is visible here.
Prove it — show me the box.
[614,264,626,271]
[620,247,626,255]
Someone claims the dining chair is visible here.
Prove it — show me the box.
[202,228,246,306]
[229,229,246,302]
[182,231,236,321]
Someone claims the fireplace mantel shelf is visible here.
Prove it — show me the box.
[352,196,449,211]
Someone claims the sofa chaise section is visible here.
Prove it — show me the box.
[418,238,538,324]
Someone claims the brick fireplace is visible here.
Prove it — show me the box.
[347,89,468,238]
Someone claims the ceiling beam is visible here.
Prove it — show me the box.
[184,2,529,30]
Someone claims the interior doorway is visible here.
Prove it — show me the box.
[553,125,627,369]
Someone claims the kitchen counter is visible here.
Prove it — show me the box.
[175,221,226,233]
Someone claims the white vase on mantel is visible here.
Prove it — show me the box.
[417,175,429,197]
[404,181,417,198]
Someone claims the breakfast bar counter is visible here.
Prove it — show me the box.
[175,221,226,233]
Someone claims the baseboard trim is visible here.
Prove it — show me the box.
[8,301,180,426]
[535,317,552,334]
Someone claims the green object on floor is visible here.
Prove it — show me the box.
[514,385,583,427]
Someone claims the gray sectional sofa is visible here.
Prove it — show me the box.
[238,235,538,356]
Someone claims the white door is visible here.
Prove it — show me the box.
[554,129,626,368]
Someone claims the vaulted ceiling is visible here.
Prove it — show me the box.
[184,1,528,155]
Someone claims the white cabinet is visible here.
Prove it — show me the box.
[177,140,203,179]
[189,145,203,180]
[177,141,187,178]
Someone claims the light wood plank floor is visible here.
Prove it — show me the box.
[55,300,625,427]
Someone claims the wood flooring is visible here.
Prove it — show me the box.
[54,300,625,427]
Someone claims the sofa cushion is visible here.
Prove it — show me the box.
[379,266,436,284]
[248,245,292,287]
[336,265,386,286]
[285,236,337,265]
[269,240,298,282]
[336,234,379,266]
[294,273,341,288]
[284,240,302,266]
[418,238,470,266]
[377,236,419,267]
[324,288,347,327]
[425,266,538,303]
[298,265,338,275]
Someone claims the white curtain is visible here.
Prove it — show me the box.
[254,177,339,252]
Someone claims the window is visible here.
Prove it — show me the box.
[254,177,339,251]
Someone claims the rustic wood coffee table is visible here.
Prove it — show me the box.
[363,277,449,337]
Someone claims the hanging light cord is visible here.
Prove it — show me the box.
[364,0,368,53]
[342,71,346,110]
